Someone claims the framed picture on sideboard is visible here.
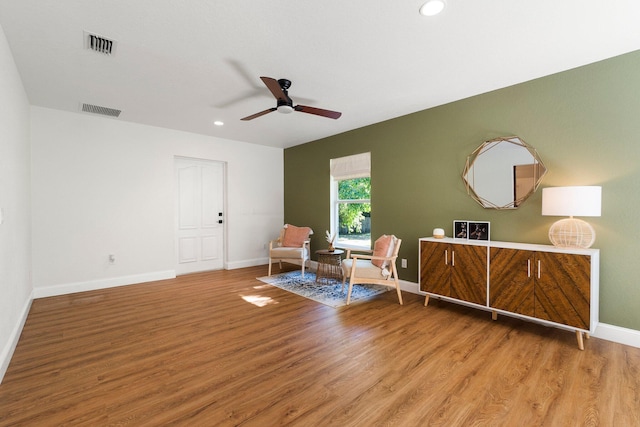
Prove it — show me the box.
[453,220,468,239]
[468,221,490,241]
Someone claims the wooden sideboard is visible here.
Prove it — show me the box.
[419,237,599,349]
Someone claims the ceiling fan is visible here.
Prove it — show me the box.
[241,77,342,121]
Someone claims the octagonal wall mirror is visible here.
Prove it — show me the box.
[462,136,547,209]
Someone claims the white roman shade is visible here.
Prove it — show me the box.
[330,152,371,180]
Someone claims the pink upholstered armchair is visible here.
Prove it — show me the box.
[268,224,313,277]
[341,235,403,305]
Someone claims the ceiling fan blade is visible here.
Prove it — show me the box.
[260,77,289,102]
[295,105,342,119]
[240,107,277,121]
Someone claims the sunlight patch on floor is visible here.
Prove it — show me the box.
[241,294,279,307]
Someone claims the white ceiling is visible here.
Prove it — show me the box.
[1,1,640,149]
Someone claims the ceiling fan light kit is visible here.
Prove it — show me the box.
[420,0,446,16]
[241,77,342,121]
[277,104,294,114]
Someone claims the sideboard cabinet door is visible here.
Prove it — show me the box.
[534,251,591,330]
[420,240,450,296]
[420,240,487,306]
[489,247,534,317]
[450,244,487,306]
[489,248,591,330]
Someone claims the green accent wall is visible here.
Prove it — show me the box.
[285,49,640,331]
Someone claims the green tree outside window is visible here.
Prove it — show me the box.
[338,178,371,234]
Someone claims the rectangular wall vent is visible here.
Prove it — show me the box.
[82,103,122,118]
[84,31,117,55]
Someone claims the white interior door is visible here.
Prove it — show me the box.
[175,157,225,275]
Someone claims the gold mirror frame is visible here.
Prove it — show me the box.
[462,136,547,209]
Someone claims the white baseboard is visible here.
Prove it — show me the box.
[593,323,640,348]
[226,258,268,270]
[0,291,33,384]
[32,270,176,299]
[227,259,310,272]
[400,279,420,294]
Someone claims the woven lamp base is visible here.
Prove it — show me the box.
[548,218,595,249]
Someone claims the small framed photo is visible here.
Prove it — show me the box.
[468,221,490,241]
[453,220,468,239]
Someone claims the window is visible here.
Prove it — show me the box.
[330,153,371,249]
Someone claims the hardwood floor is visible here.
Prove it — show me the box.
[1,265,639,426]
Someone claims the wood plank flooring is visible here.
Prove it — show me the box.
[1,265,639,426]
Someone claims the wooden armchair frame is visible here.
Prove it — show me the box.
[341,238,403,305]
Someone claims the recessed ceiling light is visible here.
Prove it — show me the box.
[419,0,446,16]
[214,121,224,126]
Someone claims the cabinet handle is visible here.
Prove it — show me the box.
[452,250,455,267]
[537,260,541,279]
[527,259,531,278]
[444,249,448,265]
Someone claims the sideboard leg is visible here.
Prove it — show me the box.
[491,310,498,321]
[424,294,429,307]
[576,330,585,350]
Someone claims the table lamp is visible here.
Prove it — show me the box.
[541,186,601,249]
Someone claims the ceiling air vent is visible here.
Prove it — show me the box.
[82,103,122,118]
[84,31,117,55]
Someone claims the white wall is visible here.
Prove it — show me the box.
[31,107,283,295]
[0,25,32,381]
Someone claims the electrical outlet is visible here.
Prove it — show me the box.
[401,258,407,268]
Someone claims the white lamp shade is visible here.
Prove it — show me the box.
[541,186,601,217]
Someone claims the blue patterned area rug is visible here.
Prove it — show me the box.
[257,271,390,308]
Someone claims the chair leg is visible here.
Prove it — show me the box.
[390,264,403,305]
[346,263,358,301]
[395,280,403,305]
[268,258,272,276]
[301,259,305,278]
